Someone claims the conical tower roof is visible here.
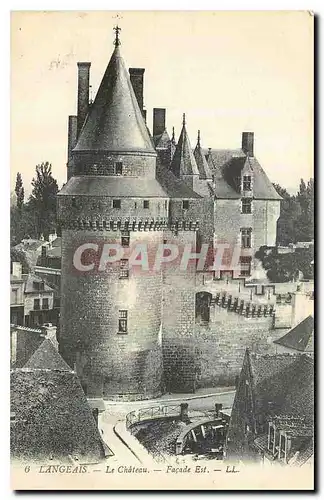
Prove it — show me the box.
[170,114,199,178]
[74,44,156,154]
[194,130,212,180]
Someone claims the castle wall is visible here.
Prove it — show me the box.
[59,228,164,400]
[72,151,156,177]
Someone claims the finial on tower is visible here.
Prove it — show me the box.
[182,113,186,126]
[113,25,121,46]
[197,130,201,147]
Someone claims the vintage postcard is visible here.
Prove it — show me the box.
[10,10,314,490]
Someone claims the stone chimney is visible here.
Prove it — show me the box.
[12,262,22,279]
[129,68,145,116]
[242,132,254,157]
[77,62,91,137]
[153,108,166,137]
[67,115,78,163]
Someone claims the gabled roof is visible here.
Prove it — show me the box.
[274,315,314,352]
[11,368,106,463]
[24,339,71,371]
[24,274,54,294]
[170,117,199,178]
[74,45,155,154]
[193,131,212,180]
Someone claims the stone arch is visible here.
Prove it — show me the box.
[195,291,212,323]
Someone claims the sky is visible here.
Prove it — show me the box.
[11,10,314,196]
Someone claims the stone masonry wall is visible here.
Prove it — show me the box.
[59,229,164,400]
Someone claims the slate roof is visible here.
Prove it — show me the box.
[74,45,155,154]
[24,339,71,371]
[194,132,212,180]
[273,315,314,352]
[11,368,106,463]
[154,129,171,149]
[156,159,202,199]
[170,119,200,178]
[24,274,54,294]
[203,148,281,200]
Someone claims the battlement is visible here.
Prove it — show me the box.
[60,217,199,232]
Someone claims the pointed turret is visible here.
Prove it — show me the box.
[170,114,199,180]
[194,130,212,180]
[74,40,155,154]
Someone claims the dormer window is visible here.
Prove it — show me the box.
[243,175,252,191]
[115,162,123,175]
[182,200,189,210]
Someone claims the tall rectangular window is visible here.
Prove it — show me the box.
[121,231,130,247]
[241,228,252,248]
[34,299,40,310]
[119,259,129,279]
[240,256,252,276]
[182,200,189,210]
[115,162,123,175]
[112,199,121,209]
[143,200,149,209]
[243,175,252,191]
[241,198,252,214]
[42,298,49,310]
[118,310,128,334]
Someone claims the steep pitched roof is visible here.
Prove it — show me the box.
[203,148,281,200]
[274,315,314,352]
[24,274,54,294]
[154,129,171,149]
[24,339,71,371]
[74,45,155,154]
[11,368,106,463]
[156,158,202,199]
[170,117,199,178]
[249,352,314,425]
[193,131,212,180]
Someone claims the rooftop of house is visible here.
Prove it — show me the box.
[273,315,314,352]
[23,274,54,294]
[24,339,71,371]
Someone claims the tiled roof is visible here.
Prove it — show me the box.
[24,339,71,371]
[170,121,200,178]
[249,352,314,425]
[11,368,106,463]
[74,46,155,154]
[274,315,314,352]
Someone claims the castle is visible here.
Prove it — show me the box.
[57,28,281,401]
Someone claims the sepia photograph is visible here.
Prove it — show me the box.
[9,10,314,490]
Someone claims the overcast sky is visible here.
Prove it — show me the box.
[11,10,313,195]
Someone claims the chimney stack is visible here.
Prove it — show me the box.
[129,68,145,116]
[153,108,166,137]
[242,132,254,157]
[67,115,78,163]
[77,62,91,137]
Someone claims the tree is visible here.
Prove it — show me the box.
[295,178,314,242]
[29,162,59,240]
[15,172,24,210]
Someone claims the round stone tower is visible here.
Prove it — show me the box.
[57,35,167,400]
